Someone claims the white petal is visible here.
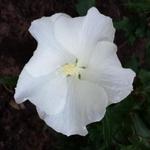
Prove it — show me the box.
[29,13,64,49]
[28,14,75,77]
[98,67,135,104]
[54,14,84,58]
[36,78,108,136]
[87,41,121,70]
[14,69,68,115]
[83,69,135,104]
[24,45,75,77]
[54,7,115,64]
[80,7,115,47]
[83,40,135,104]
[37,107,88,136]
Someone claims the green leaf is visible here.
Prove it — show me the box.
[114,17,137,45]
[145,41,150,68]
[120,145,139,150]
[125,55,139,72]
[131,114,150,138]
[114,17,130,31]
[76,0,95,16]
[102,109,112,149]
[139,70,150,87]
[126,0,150,13]
[0,75,18,87]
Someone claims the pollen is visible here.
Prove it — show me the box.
[62,64,79,76]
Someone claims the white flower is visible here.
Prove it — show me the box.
[14,7,135,136]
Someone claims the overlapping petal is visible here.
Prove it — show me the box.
[15,70,68,115]
[25,47,73,77]
[28,15,76,77]
[36,78,108,136]
[83,67,135,104]
[87,41,121,69]
[29,13,64,48]
[83,41,135,104]
[54,7,115,64]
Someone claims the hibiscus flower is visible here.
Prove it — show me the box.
[14,7,135,136]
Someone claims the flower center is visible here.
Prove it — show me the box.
[62,60,86,79]
[62,63,79,76]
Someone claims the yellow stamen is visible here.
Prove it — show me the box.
[62,64,79,76]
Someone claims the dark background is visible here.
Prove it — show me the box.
[0,0,150,150]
